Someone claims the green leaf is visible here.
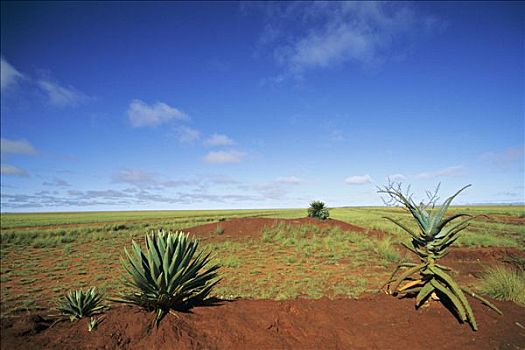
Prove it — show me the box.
[430,279,467,322]
[391,263,426,293]
[415,281,435,307]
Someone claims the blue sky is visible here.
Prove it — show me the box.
[1,1,523,212]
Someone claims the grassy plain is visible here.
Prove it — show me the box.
[0,206,523,318]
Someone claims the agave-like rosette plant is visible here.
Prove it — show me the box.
[307,200,329,220]
[378,183,502,331]
[116,230,220,324]
[57,287,106,321]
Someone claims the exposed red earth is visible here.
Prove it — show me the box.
[187,217,384,242]
[2,217,524,349]
[2,295,523,350]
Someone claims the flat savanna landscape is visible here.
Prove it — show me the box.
[1,206,524,349]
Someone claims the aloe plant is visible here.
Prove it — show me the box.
[116,230,220,325]
[307,200,329,220]
[57,287,106,321]
[378,183,502,331]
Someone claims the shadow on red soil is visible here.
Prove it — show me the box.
[2,294,523,350]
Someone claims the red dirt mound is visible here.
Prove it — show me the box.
[2,294,523,350]
[444,247,525,262]
[186,217,377,242]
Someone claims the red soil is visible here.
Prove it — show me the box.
[482,214,525,225]
[187,217,382,242]
[2,217,524,349]
[2,294,523,350]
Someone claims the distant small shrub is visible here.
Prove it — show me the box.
[215,226,225,235]
[57,287,106,321]
[307,201,330,220]
[482,265,525,305]
[105,223,128,231]
[218,217,226,222]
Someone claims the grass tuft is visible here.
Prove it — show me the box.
[481,265,525,305]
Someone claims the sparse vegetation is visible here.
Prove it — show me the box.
[374,238,403,264]
[307,201,330,220]
[0,206,522,322]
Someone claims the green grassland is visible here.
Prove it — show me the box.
[0,208,300,229]
[0,205,523,317]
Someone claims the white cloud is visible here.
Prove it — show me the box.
[275,176,303,184]
[175,126,201,143]
[387,173,407,182]
[415,166,465,179]
[0,138,37,155]
[38,79,88,107]
[205,133,234,146]
[1,57,24,92]
[1,164,28,177]
[345,174,372,185]
[203,150,245,164]
[128,99,188,128]
[256,2,445,78]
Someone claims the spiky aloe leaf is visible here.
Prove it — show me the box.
[382,217,425,244]
[430,279,469,324]
[57,287,106,321]
[416,281,435,307]
[391,263,426,293]
[461,286,503,315]
[116,230,220,325]
[429,265,478,329]
[429,185,471,234]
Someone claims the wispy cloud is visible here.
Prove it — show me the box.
[112,168,205,189]
[42,178,71,187]
[175,126,201,143]
[345,174,372,185]
[0,57,89,107]
[37,79,89,107]
[275,176,304,184]
[1,57,24,92]
[386,173,407,182]
[254,2,445,79]
[0,138,37,155]
[203,150,245,164]
[1,186,259,209]
[205,133,234,146]
[1,164,28,177]
[480,146,524,168]
[128,99,188,128]
[415,165,465,179]
[112,169,157,186]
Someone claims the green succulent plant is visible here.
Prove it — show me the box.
[307,200,329,220]
[378,183,502,331]
[57,287,106,321]
[115,230,220,325]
